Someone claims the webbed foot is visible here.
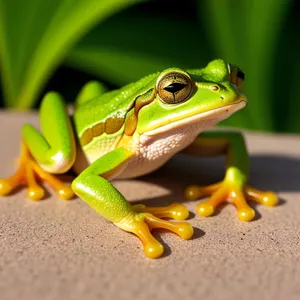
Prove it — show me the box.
[115,203,193,258]
[0,142,74,200]
[185,180,278,222]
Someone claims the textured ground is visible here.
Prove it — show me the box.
[0,111,300,300]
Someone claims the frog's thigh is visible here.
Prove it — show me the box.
[0,92,76,200]
[185,131,250,180]
[184,131,247,161]
[22,92,76,173]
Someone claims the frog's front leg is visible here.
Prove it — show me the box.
[183,131,278,221]
[71,147,193,259]
[0,92,75,200]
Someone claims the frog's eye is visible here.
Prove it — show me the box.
[235,68,245,88]
[237,69,245,80]
[229,64,245,88]
[157,72,193,104]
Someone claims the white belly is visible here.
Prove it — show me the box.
[116,119,216,179]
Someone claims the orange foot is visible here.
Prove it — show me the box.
[0,142,74,200]
[185,181,278,221]
[115,203,193,258]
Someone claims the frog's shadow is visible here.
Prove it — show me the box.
[127,154,299,217]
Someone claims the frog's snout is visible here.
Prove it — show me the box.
[231,94,247,109]
[237,92,247,103]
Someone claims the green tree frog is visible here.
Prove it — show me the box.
[0,59,278,258]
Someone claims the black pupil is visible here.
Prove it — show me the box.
[237,69,245,80]
[164,82,187,94]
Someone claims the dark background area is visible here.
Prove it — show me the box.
[0,0,299,133]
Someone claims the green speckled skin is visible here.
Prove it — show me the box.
[73,59,240,141]
[22,92,76,173]
[2,59,278,258]
[72,147,134,222]
[73,72,158,137]
[20,59,249,225]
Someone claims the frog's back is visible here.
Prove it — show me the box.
[73,72,158,135]
[72,72,159,172]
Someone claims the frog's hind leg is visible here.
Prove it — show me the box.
[75,81,107,107]
[0,92,76,200]
[183,131,278,221]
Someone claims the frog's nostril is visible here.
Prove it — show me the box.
[210,85,220,92]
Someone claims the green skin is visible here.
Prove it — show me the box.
[22,59,248,224]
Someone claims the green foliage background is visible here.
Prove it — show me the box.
[0,0,299,133]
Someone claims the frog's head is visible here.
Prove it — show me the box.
[137,59,246,137]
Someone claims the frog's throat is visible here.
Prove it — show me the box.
[143,100,246,137]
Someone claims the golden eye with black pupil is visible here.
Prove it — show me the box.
[157,72,193,104]
[164,82,187,93]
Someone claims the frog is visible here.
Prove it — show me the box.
[0,59,278,259]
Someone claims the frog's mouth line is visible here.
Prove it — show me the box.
[144,100,246,137]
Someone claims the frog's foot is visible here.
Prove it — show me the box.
[185,181,278,222]
[133,202,190,220]
[0,142,74,200]
[115,203,193,258]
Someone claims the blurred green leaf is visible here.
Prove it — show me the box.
[272,7,300,133]
[0,0,140,109]
[198,0,291,131]
[0,0,297,133]
[67,2,291,132]
[66,11,211,86]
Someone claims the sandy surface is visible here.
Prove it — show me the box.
[0,111,299,300]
